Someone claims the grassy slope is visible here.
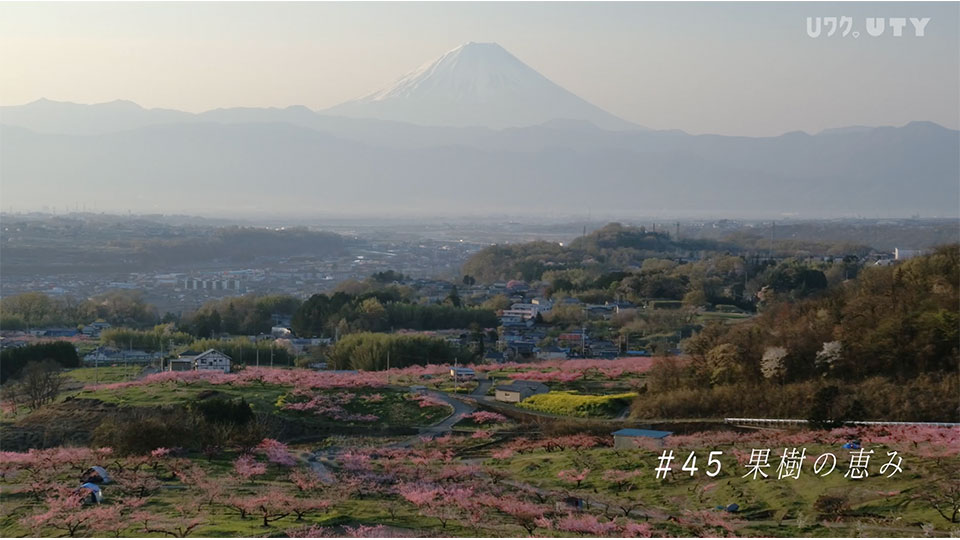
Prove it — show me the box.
[493,445,951,535]
[0,381,451,454]
[77,381,289,412]
[74,382,449,428]
[66,366,144,384]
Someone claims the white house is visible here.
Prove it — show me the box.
[505,302,551,320]
[168,349,232,373]
[194,349,232,373]
[508,304,543,318]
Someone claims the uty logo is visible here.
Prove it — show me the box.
[806,17,930,38]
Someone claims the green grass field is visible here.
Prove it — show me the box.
[66,366,145,384]
[76,380,289,412]
[73,381,449,428]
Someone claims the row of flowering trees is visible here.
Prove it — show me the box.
[476,357,658,384]
[79,356,657,396]
[83,366,394,394]
[8,424,956,537]
[313,434,673,537]
[0,432,772,537]
[281,390,382,423]
[2,440,734,538]
[3,439,340,537]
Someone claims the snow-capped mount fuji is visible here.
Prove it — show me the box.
[324,42,638,130]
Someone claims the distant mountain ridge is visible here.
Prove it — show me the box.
[1,115,956,218]
[0,41,957,218]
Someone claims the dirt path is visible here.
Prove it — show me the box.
[304,451,337,484]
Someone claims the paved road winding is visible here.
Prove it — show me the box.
[471,376,492,397]
[391,389,477,447]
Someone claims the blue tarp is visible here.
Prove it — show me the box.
[78,483,102,503]
[612,428,673,439]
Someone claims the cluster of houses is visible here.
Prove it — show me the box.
[0,321,114,351]
[499,322,630,362]
[392,279,649,362]
[487,280,650,361]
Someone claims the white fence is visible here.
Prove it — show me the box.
[724,418,959,428]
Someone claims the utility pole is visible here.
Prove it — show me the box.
[255,335,260,367]
[769,221,776,259]
[744,260,749,296]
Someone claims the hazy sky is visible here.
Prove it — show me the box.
[1,1,958,136]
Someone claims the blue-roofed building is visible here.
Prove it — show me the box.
[41,328,79,338]
[612,428,673,448]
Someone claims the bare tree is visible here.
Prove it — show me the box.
[11,360,64,410]
[921,463,960,524]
